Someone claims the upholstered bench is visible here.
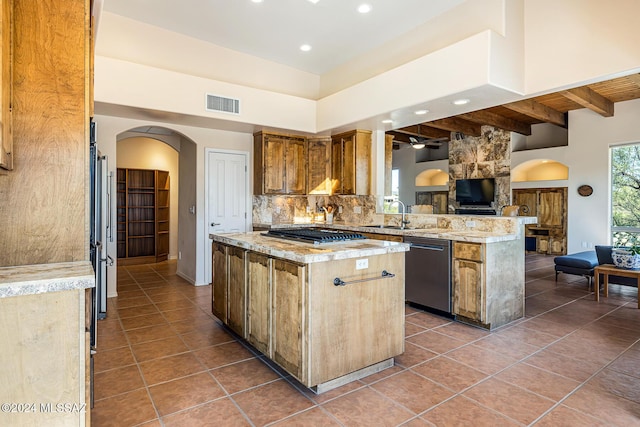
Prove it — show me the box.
[554,250,599,285]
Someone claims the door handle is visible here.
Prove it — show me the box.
[211,222,221,227]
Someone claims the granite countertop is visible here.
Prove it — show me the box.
[210,231,410,264]
[0,261,95,299]
[253,216,537,243]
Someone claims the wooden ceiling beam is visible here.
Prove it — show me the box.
[560,86,614,117]
[394,124,451,139]
[424,117,482,137]
[626,73,640,88]
[503,99,566,127]
[459,110,532,135]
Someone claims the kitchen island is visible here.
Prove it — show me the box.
[210,231,409,393]
[255,214,537,330]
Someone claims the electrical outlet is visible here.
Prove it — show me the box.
[338,205,343,213]
[581,241,587,248]
[465,220,476,228]
[353,206,362,214]
[306,206,311,213]
[356,258,368,270]
[275,206,281,214]
[178,251,182,260]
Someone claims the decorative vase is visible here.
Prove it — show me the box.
[611,248,640,270]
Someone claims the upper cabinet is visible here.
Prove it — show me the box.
[307,137,332,195]
[254,132,306,195]
[0,0,13,171]
[331,130,371,195]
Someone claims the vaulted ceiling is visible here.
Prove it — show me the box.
[389,73,640,144]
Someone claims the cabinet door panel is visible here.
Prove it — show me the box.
[212,243,228,322]
[512,190,538,217]
[330,139,343,194]
[247,252,271,355]
[307,139,331,194]
[342,136,356,195]
[285,139,306,194]
[228,247,247,337]
[538,190,564,227]
[272,259,305,380]
[263,136,286,194]
[453,259,483,321]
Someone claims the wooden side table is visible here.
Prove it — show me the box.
[594,264,640,308]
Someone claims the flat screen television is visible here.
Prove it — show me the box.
[455,178,495,206]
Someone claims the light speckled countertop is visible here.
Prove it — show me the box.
[0,261,95,298]
[253,216,537,243]
[211,231,410,264]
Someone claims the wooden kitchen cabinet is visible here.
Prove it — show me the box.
[212,242,228,322]
[247,252,271,355]
[272,258,305,379]
[331,129,371,195]
[228,246,247,337]
[254,131,306,195]
[307,137,332,194]
[453,242,485,322]
[0,0,12,171]
[513,187,567,255]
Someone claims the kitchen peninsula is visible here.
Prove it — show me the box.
[210,230,409,393]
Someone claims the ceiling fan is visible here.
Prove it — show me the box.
[408,136,448,149]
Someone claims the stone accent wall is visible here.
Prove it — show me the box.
[448,126,511,212]
[253,195,379,225]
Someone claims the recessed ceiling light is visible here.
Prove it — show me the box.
[357,4,372,13]
[453,98,470,105]
[414,109,429,115]
[381,119,393,124]
[308,0,320,3]
[300,44,312,52]
[251,0,263,3]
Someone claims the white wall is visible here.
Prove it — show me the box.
[116,137,180,261]
[95,115,253,297]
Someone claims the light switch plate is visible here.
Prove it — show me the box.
[353,206,362,214]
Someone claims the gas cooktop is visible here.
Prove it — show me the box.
[262,228,366,245]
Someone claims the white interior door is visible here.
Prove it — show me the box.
[205,149,249,282]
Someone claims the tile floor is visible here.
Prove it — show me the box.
[92,254,640,426]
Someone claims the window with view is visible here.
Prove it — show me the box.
[611,143,640,247]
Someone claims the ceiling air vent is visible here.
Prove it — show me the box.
[206,93,240,115]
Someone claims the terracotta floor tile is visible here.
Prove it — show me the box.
[93,346,136,372]
[546,333,629,364]
[301,379,366,404]
[148,291,191,303]
[131,335,189,362]
[359,364,406,385]
[608,349,640,378]
[534,405,610,427]
[180,325,235,349]
[446,344,518,375]
[117,303,159,319]
[405,321,427,337]
[97,318,123,335]
[411,356,488,393]
[524,349,605,382]
[371,370,454,414]
[161,398,250,427]
[149,372,225,416]
[211,358,280,394]
[154,298,196,311]
[496,362,580,401]
[194,341,255,369]
[421,395,520,427]
[117,288,148,299]
[563,383,640,426]
[472,333,540,360]
[400,417,432,426]
[495,324,560,347]
[139,352,206,385]
[405,311,453,329]
[394,342,438,368]
[162,306,212,323]
[91,388,158,427]
[94,364,145,400]
[120,312,169,330]
[115,295,154,309]
[271,407,341,426]
[96,330,129,351]
[518,316,579,337]
[588,368,640,403]
[463,377,555,425]
[433,322,490,342]
[322,387,413,426]
[407,330,468,354]
[233,379,314,426]
[125,323,178,345]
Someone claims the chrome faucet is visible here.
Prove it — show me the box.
[389,200,410,229]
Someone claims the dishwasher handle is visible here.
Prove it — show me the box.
[409,243,446,251]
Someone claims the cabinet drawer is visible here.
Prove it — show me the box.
[453,242,483,262]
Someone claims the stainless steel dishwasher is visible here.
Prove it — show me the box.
[404,236,452,315]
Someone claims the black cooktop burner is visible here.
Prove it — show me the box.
[262,228,366,245]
